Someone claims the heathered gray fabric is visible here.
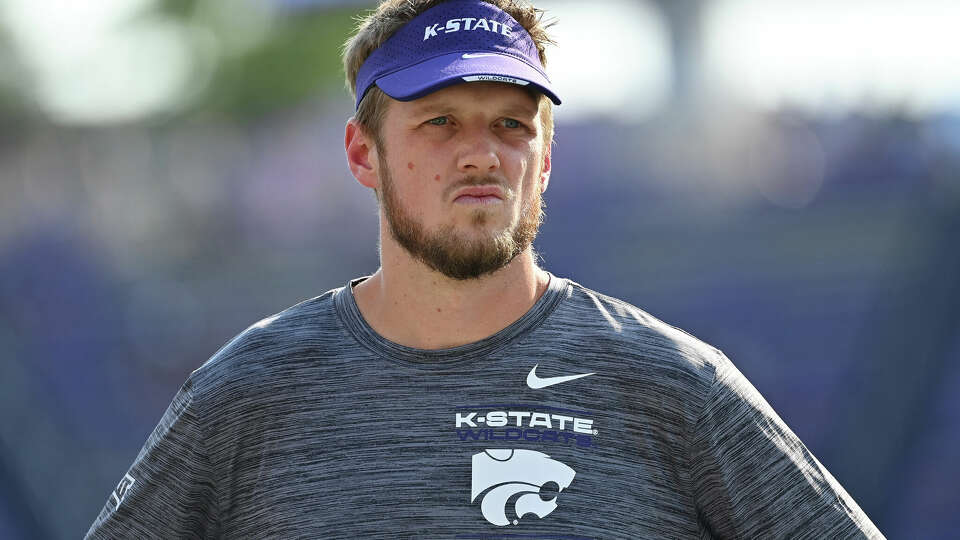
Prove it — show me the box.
[86,274,884,539]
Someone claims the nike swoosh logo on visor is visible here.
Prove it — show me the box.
[462,53,500,59]
[526,364,595,389]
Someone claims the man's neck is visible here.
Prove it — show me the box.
[352,245,550,350]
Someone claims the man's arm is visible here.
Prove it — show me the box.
[689,351,884,539]
[85,376,218,539]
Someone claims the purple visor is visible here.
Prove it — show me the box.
[354,0,561,110]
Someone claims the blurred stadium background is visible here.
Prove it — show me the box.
[1,0,958,537]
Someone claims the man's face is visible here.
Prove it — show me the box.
[374,82,551,280]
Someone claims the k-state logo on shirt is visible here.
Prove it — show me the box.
[471,449,576,526]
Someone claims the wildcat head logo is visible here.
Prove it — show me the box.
[471,449,576,526]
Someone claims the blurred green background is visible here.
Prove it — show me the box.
[1,1,958,538]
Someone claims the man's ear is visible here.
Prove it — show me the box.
[345,118,380,190]
[539,144,552,193]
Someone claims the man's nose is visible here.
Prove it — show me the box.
[456,127,501,173]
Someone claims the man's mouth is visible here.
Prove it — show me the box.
[453,186,504,205]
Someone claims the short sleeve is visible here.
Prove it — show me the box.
[689,352,884,539]
[84,376,219,539]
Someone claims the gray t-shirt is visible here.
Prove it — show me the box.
[86,275,884,539]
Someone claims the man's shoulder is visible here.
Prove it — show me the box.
[550,278,723,376]
[189,285,345,387]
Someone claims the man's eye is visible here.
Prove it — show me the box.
[427,116,448,126]
[502,118,521,129]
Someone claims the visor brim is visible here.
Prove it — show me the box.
[373,51,561,105]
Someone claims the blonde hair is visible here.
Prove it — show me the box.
[342,0,556,151]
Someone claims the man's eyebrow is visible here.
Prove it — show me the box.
[409,103,454,117]
[500,104,538,118]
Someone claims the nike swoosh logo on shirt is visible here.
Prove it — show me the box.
[526,364,595,389]
[462,53,500,59]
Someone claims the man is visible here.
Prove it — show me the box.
[86,0,884,538]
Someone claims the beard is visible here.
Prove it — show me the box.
[377,152,544,281]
